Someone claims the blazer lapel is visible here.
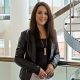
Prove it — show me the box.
[27,32,36,63]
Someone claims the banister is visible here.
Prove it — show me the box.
[53,1,80,19]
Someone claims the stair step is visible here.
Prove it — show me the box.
[65,23,80,25]
[71,16,80,18]
[71,78,80,80]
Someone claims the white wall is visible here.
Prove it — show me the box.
[0,0,69,57]
[0,0,29,56]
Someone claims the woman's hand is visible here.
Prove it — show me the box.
[45,64,54,78]
[38,68,47,79]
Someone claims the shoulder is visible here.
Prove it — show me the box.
[19,29,30,40]
[21,29,30,36]
[21,29,30,34]
[21,29,34,39]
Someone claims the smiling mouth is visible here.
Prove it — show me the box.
[40,19,46,22]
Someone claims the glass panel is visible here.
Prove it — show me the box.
[64,0,70,5]
[57,32,65,59]
[72,50,80,59]
[4,0,10,14]
[72,32,80,39]
[0,0,10,20]
[0,62,20,80]
[0,0,10,14]
[58,42,65,59]
[67,67,80,80]
[0,39,4,56]
[0,0,4,14]
[54,66,66,80]
[67,41,80,61]
[0,61,79,80]
[52,0,70,13]
[71,32,80,60]
[64,0,80,61]
[39,0,70,14]
[54,66,80,80]
[29,0,38,14]
[0,39,12,57]
[64,0,69,5]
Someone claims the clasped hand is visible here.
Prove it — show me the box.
[38,64,54,79]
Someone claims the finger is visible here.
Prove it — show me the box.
[48,71,52,76]
[39,75,45,79]
[39,72,47,79]
[48,71,54,77]
[46,68,51,73]
[46,70,50,75]
[43,73,47,77]
[46,68,54,76]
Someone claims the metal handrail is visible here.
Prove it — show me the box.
[53,0,80,19]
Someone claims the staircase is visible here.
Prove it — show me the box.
[53,0,80,80]
[53,0,80,53]
[64,0,80,53]
[64,0,80,80]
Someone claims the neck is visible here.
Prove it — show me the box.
[37,25,45,32]
[37,25,47,39]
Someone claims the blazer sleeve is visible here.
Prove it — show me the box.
[50,42,60,68]
[14,31,40,74]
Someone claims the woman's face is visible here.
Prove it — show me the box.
[36,6,48,27]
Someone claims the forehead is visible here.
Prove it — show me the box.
[37,5,47,12]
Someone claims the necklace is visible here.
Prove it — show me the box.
[41,39,47,56]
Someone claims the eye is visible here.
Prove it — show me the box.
[37,11,42,14]
[45,12,48,15]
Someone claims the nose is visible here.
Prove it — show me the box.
[41,13,45,18]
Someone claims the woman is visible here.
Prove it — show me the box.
[14,2,60,80]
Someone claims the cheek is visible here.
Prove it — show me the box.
[36,15,40,22]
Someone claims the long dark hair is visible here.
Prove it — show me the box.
[30,2,57,43]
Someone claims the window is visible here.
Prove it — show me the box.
[64,0,69,5]
[29,0,38,14]
[72,50,80,60]
[0,39,4,56]
[71,32,80,60]
[66,31,80,61]
[58,41,65,59]
[0,0,4,14]
[0,0,10,20]
[57,33,65,59]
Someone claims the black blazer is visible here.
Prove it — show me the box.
[14,29,60,80]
